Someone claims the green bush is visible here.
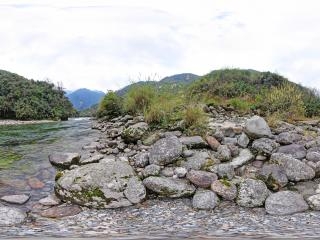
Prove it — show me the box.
[123,85,156,115]
[97,91,123,119]
[183,105,208,136]
[228,98,253,113]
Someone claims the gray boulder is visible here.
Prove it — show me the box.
[182,151,212,170]
[237,179,269,207]
[186,170,218,188]
[277,144,306,160]
[124,177,147,204]
[230,149,254,168]
[179,136,208,149]
[143,176,196,198]
[214,163,235,180]
[237,133,250,148]
[192,189,219,210]
[217,145,232,162]
[211,180,237,200]
[276,132,302,145]
[121,122,149,143]
[270,153,315,181]
[134,152,150,168]
[244,116,272,139]
[142,164,161,177]
[307,194,320,210]
[55,160,145,208]
[258,163,288,190]
[265,191,309,215]
[149,136,182,166]
[252,138,279,156]
[306,152,320,162]
[0,207,26,226]
[49,152,81,169]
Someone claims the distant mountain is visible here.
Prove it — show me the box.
[67,88,105,111]
[116,73,200,96]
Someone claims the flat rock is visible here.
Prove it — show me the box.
[192,189,219,210]
[265,191,309,215]
[49,152,81,169]
[230,149,254,168]
[186,170,218,188]
[40,205,82,218]
[276,132,302,145]
[134,152,150,168]
[182,151,212,170]
[149,135,182,166]
[270,153,315,181]
[79,154,104,165]
[244,116,272,139]
[179,136,208,149]
[1,194,30,204]
[143,176,196,198]
[237,179,269,207]
[39,194,61,206]
[277,144,306,160]
[205,135,221,151]
[0,206,26,226]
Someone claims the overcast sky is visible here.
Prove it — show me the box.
[0,0,319,92]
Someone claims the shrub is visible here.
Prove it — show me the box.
[262,82,305,121]
[183,105,208,136]
[228,98,252,113]
[97,91,123,119]
[123,85,156,115]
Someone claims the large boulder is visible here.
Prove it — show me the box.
[270,153,315,181]
[277,144,306,160]
[55,160,146,208]
[179,136,208,149]
[149,136,183,166]
[192,189,219,210]
[143,176,196,198]
[265,191,309,215]
[186,170,218,188]
[49,152,81,169]
[121,122,149,143]
[251,138,279,156]
[0,206,26,226]
[244,116,272,139]
[237,179,269,207]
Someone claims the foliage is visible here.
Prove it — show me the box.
[97,91,123,119]
[228,98,253,113]
[183,105,208,136]
[0,70,75,120]
[123,85,156,115]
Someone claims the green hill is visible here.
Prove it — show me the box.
[0,70,75,120]
[67,88,105,111]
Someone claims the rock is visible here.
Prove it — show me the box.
[307,194,320,210]
[0,206,26,226]
[182,150,194,158]
[258,164,288,190]
[27,177,45,189]
[277,144,306,160]
[143,176,196,198]
[121,122,149,144]
[276,132,302,145]
[55,161,145,208]
[149,136,183,166]
[174,167,188,178]
[182,151,212,171]
[270,153,315,181]
[40,205,82,218]
[293,181,318,199]
[237,133,250,148]
[186,170,218,188]
[39,194,61,206]
[192,189,219,210]
[244,116,272,139]
[211,180,237,200]
[251,138,279,156]
[205,135,221,151]
[237,179,269,207]
[179,136,208,149]
[230,149,254,168]
[142,132,161,146]
[134,152,150,168]
[217,145,232,162]
[161,167,174,177]
[214,163,235,180]
[124,177,146,204]
[252,160,264,168]
[223,137,238,145]
[49,152,81,169]
[265,191,309,215]
[142,164,161,177]
[0,194,30,204]
[306,152,320,162]
[79,154,104,165]
[227,144,240,157]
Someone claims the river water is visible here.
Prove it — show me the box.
[0,118,100,207]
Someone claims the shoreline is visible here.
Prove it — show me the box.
[0,119,56,126]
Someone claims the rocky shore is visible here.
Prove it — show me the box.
[2,106,320,238]
[0,119,55,126]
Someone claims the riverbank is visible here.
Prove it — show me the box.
[0,119,55,126]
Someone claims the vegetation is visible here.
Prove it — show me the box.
[67,88,105,111]
[97,91,123,119]
[0,70,75,120]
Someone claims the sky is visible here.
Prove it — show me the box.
[0,0,320,92]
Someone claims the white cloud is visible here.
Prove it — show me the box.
[0,0,319,91]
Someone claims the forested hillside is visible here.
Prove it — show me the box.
[0,70,75,120]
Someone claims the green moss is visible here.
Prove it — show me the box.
[220,178,231,187]
[82,187,105,199]
[201,158,215,171]
[0,149,22,169]
[55,171,64,181]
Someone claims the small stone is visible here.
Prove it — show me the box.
[174,167,188,178]
[307,194,320,210]
[186,170,218,188]
[237,179,269,207]
[0,207,26,226]
[276,132,302,145]
[27,177,45,189]
[39,194,61,206]
[124,177,146,204]
[306,152,320,162]
[179,136,208,149]
[277,144,306,160]
[205,135,221,151]
[134,152,150,168]
[252,160,264,168]
[40,205,82,218]
[49,152,81,169]
[192,189,219,210]
[258,163,288,190]
[217,145,232,162]
[252,138,279,156]
[237,133,250,148]
[79,154,104,165]
[182,150,194,158]
[1,194,30,205]
[230,149,254,168]
[161,167,174,177]
[142,164,161,177]
[211,180,237,200]
[244,116,272,139]
[214,163,235,180]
